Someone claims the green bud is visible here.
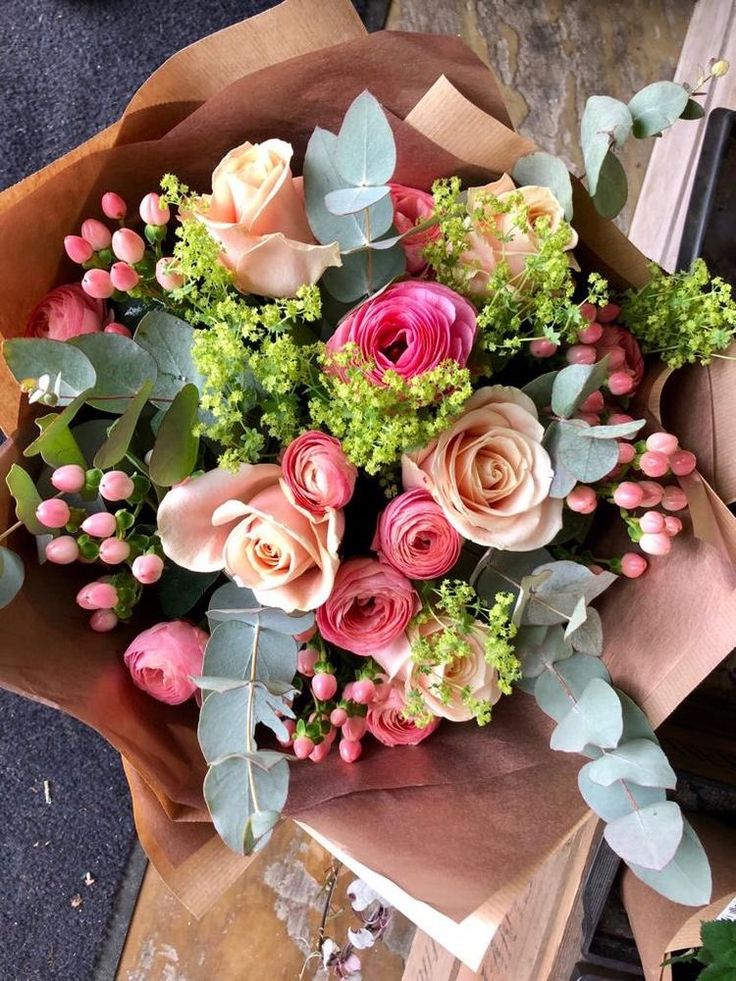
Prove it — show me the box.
[77,538,100,561]
[144,223,167,246]
[129,474,151,504]
[115,509,136,532]
[711,59,729,78]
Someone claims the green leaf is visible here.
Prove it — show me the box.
[699,963,736,981]
[473,547,553,606]
[592,150,628,219]
[0,546,24,610]
[203,755,289,854]
[207,582,314,636]
[515,624,573,679]
[335,90,396,187]
[133,311,203,406]
[629,819,712,906]
[618,691,658,744]
[681,98,706,121]
[325,185,390,215]
[24,390,90,468]
[605,800,683,870]
[534,654,611,722]
[322,244,405,302]
[157,566,219,619]
[6,465,45,535]
[582,419,645,439]
[551,677,623,752]
[587,738,677,788]
[523,560,617,625]
[558,421,619,483]
[564,596,588,638]
[512,151,573,220]
[551,359,610,418]
[148,383,200,486]
[578,763,665,821]
[567,607,602,656]
[628,81,690,138]
[543,421,577,499]
[700,921,736,968]
[93,379,154,470]
[70,333,157,414]
[3,338,96,404]
[522,370,558,413]
[581,95,633,195]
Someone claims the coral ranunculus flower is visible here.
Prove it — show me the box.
[25,283,105,340]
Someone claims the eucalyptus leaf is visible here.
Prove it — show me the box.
[581,95,633,195]
[207,582,314,636]
[157,566,219,619]
[148,383,200,486]
[203,755,289,854]
[618,691,658,744]
[558,422,619,483]
[0,546,24,610]
[93,379,154,470]
[6,465,45,535]
[543,421,577,499]
[604,800,683,871]
[70,333,157,414]
[534,654,611,723]
[3,338,96,404]
[512,151,573,220]
[628,819,712,906]
[515,624,573,679]
[473,547,553,605]
[551,359,610,418]
[680,98,705,121]
[564,596,588,638]
[628,81,690,139]
[550,677,623,752]
[578,762,666,821]
[587,738,676,789]
[133,311,204,405]
[582,419,645,440]
[325,185,391,215]
[592,150,628,219]
[522,371,558,413]
[322,244,405,303]
[335,90,397,187]
[567,607,603,656]
[523,560,616,625]
[24,391,90,468]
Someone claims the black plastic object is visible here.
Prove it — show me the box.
[677,107,736,284]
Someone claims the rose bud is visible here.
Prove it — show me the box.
[82,269,114,300]
[110,261,140,292]
[132,554,164,584]
[36,499,71,529]
[123,620,209,704]
[81,511,117,538]
[51,464,86,494]
[388,182,439,275]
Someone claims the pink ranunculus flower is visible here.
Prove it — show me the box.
[325,280,477,386]
[25,283,105,340]
[389,182,439,275]
[460,174,578,297]
[193,139,341,298]
[402,385,563,550]
[316,557,420,656]
[595,324,644,390]
[157,464,343,613]
[123,620,209,705]
[372,488,461,580]
[366,680,440,747]
[281,430,357,516]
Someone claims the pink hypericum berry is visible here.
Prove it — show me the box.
[76,581,118,610]
[351,679,377,704]
[293,736,315,760]
[639,510,665,534]
[294,624,316,645]
[101,192,127,220]
[51,464,86,494]
[664,516,683,536]
[339,738,363,764]
[566,344,597,365]
[342,681,356,700]
[589,563,605,575]
[618,442,636,465]
[566,485,598,514]
[639,481,664,508]
[132,554,164,584]
[312,673,338,701]
[580,390,605,413]
[276,719,296,747]
[81,218,112,251]
[82,268,114,299]
[64,235,94,264]
[45,536,80,564]
[646,432,679,456]
[330,707,348,727]
[110,261,140,292]
[99,470,135,501]
[139,192,171,226]
[577,412,600,426]
[342,716,367,741]
[90,609,118,632]
[111,228,145,264]
[579,302,597,323]
[613,482,643,509]
[608,371,635,396]
[639,450,670,479]
[604,346,627,370]
[578,322,603,345]
[597,303,620,323]
[81,511,117,538]
[99,538,131,564]
[297,647,320,677]
[309,740,333,763]
[670,450,697,476]
[104,323,132,337]
[621,552,648,578]
[662,486,688,512]
[607,412,634,430]
[529,339,558,358]
[36,498,71,529]
[640,532,672,556]
[155,257,185,291]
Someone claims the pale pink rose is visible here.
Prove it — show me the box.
[325,280,476,386]
[193,139,341,298]
[157,464,343,613]
[281,431,357,516]
[25,283,105,340]
[372,488,461,580]
[366,680,440,746]
[123,620,208,705]
[406,618,501,722]
[402,385,563,550]
[389,182,439,275]
[460,174,578,297]
[316,557,420,656]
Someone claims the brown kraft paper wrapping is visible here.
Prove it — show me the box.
[2,0,736,927]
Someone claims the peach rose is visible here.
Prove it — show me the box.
[194,139,341,298]
[402,386,563,550]
[157,464,343,613]
[366,680,440,747]
[460,174,578,297]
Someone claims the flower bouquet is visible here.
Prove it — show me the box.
[2,0,736,957]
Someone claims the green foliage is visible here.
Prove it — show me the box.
[156,566,219,619]
[148,383,200,486]
[580,95,633,196]
[512,151,573,220]
[70,333,158,414]
[93,380,154,470]
[628,81,690,138]
[630,819,712,907]
[24,391,89,469]
[6,465,45,535]
[0,546,24,610]
[133,310,204,405]
[3,338,96,405]
[591,150,628,220]
[697,920,736,979]
[621,259,736,367]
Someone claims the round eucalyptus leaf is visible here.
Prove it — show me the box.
[325,185,391,216]
[587,738,676,789]
[512,151,573,220]
[628,819,712,907]
[550,677,623,752]
[604,800,683,871]
[551,360,610,419]
[558,424,619,483]
[592,150,628,219]
[70,333,157,414]
[0,546,24,610]
[628,81,690,139]
[581,95,633,194]
[335,90,397,187]
[534,654,611,722]
[133,310,204,405]
[578,762,665,821]
[204,756,289,854]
